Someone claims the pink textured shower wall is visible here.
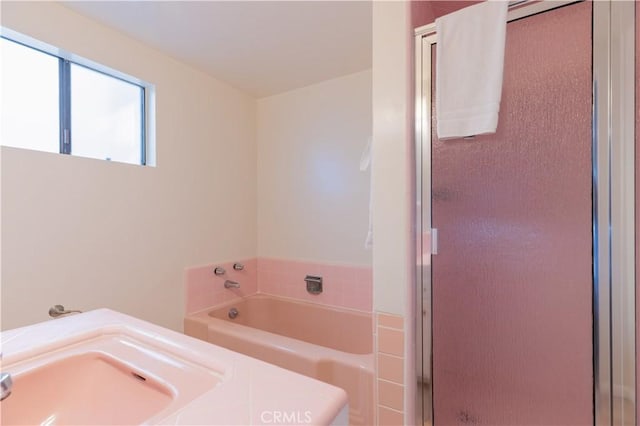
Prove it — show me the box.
[184,259,257,314]
[258,258,372,312]
[411,1,481,28]
[185,258,372,314]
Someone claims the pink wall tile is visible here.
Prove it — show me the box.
[378,380,404,411]
[186,257,372,314]
[378,327,404,357]
[256,257,373,312]
[378,406,404,426]
[377,313,404,330]
[378,353,404,384]
[375,311,406,422]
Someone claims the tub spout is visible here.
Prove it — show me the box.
[224,280,240,289]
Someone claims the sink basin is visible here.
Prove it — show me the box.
[0,309,349,425]
[1,352,173,425]
[0,332,221,425]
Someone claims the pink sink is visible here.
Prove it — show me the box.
[0,309,348,425]
[0,333,221,425]
[1,352,173,425]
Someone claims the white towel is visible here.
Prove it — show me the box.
[360,137,373,249]
[435,0,508,139]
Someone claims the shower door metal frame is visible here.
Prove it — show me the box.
[414,1,636,425]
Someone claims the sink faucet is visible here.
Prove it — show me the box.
[224,280,240,289]
[1,353,12,401]
[1,373,12,401]
[48,304,83,318]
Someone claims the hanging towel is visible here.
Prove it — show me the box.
[360,137,373,249]
[435,0,508,139]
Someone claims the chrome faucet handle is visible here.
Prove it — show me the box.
[48,305,83,318]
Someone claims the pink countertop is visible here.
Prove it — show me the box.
[0,309,348,425]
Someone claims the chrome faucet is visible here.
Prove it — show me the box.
[1,373,12,401]
[1,354,12,401]
[48,304,82,318]
[224,280,240,289]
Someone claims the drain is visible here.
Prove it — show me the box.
[131,372,147,381]
[228,307,239,319]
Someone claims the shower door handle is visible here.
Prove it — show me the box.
[431,228,438,255]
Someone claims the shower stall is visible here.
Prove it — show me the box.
[414,1,636,425]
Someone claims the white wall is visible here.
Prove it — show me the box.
[0,1,257,331]
[372,1,415,419]
[372,1,413,316]
[257,70,372,266]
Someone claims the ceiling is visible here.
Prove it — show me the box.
[61,1,372,98]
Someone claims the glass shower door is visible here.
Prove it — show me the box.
[430,2,593,424]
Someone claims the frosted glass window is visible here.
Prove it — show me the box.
[71,64,143,164]
[0,36,146,165]
[1,38,59,153]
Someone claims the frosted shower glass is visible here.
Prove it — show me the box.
[431,2,593,425]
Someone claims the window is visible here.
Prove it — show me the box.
[1,35,147,165]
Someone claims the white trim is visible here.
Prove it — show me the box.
[609,1,636,424]
[1,26,149,89]
[592,2,613,422]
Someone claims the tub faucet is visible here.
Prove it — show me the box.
[1,354,12,401]
[224,280,240,289]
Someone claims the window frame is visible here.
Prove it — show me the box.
[1,29,150,166]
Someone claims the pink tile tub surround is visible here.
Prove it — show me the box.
[184,259,257,314]
[185,257,372,315]
[375,312,406,425]
[258,257,373,312]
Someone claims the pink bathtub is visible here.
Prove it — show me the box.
[184,294,373,426]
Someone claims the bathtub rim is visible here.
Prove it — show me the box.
[189,292,373,317]
[185,293,375,362]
